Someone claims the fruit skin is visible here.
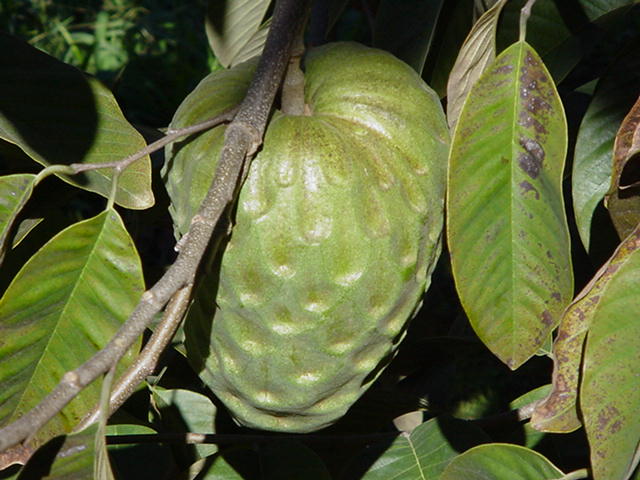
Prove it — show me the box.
[163,42,449,432]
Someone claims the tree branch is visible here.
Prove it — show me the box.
[75,284,194,432]
[0,0,313,454]
[105,432,397,445]
[34,107,238,186]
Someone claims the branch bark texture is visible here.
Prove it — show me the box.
[0,0,313,453]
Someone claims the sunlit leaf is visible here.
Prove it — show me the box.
[606,95,640,239]
[151,387,218,459]
[205,0,271,67]
[440,443,564,479]
[446,0,508,129]
[353,417,489,479]
[0,209,144,447]
[373,0,445,73]
[447,41,572,369]
[580,225,640,480]
[573,41,640,250]
[0,34,153,210]
[0,174,35,264]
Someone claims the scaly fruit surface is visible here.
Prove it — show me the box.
[163,42,449,432]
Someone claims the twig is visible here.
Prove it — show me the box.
[558,469,589,480]
[519,0,537,42]
[0,0,313,454]
[32,108,238,187]
[75,285,194,431]
[106,432,398,445]
[71,107,239,174]
[470,400,538,430]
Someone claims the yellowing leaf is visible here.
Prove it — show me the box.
[447,41,572,369]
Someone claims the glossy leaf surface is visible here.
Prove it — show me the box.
[0,209,144,447]
[573,44,640,250]
[440,443,563,480]
[581,225,640,480]
[0,34,153,209]
[448,41,572,369]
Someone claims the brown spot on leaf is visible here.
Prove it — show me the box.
[597,405,621,431]
[542,310,554,326]
[519,136,544,178]
[493,64,514,75]
[525,51,538,66]
[519,111,547,135]
[526,95,551,114]
[519,180,539,199]
[551,292,561,302]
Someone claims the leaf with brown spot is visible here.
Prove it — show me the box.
[580,224,640,480]
[446,0,508,129]
[606,94,640,240]
[530,230,634,433]
[448,40,572,369]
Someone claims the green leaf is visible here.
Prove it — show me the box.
[573,41,640,250]
[580,225,640,480]
[440,443,564,480]
[373,0,445,74]
[194,442,331,480]
[0,33,153,210]
[606,94,640,239]
[446,0,509,129]
[0,174,36,264]
[150,387,218,459]
[447,41,572,369]
[353,417,488,479]
[14,424,112,480]
[205,0,271,67]
[0,209,144,447]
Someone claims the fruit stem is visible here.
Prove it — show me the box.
[280,11,308,116]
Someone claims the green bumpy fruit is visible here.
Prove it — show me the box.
[163,42,449,432]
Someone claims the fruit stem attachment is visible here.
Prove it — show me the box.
[280,10,309,116]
